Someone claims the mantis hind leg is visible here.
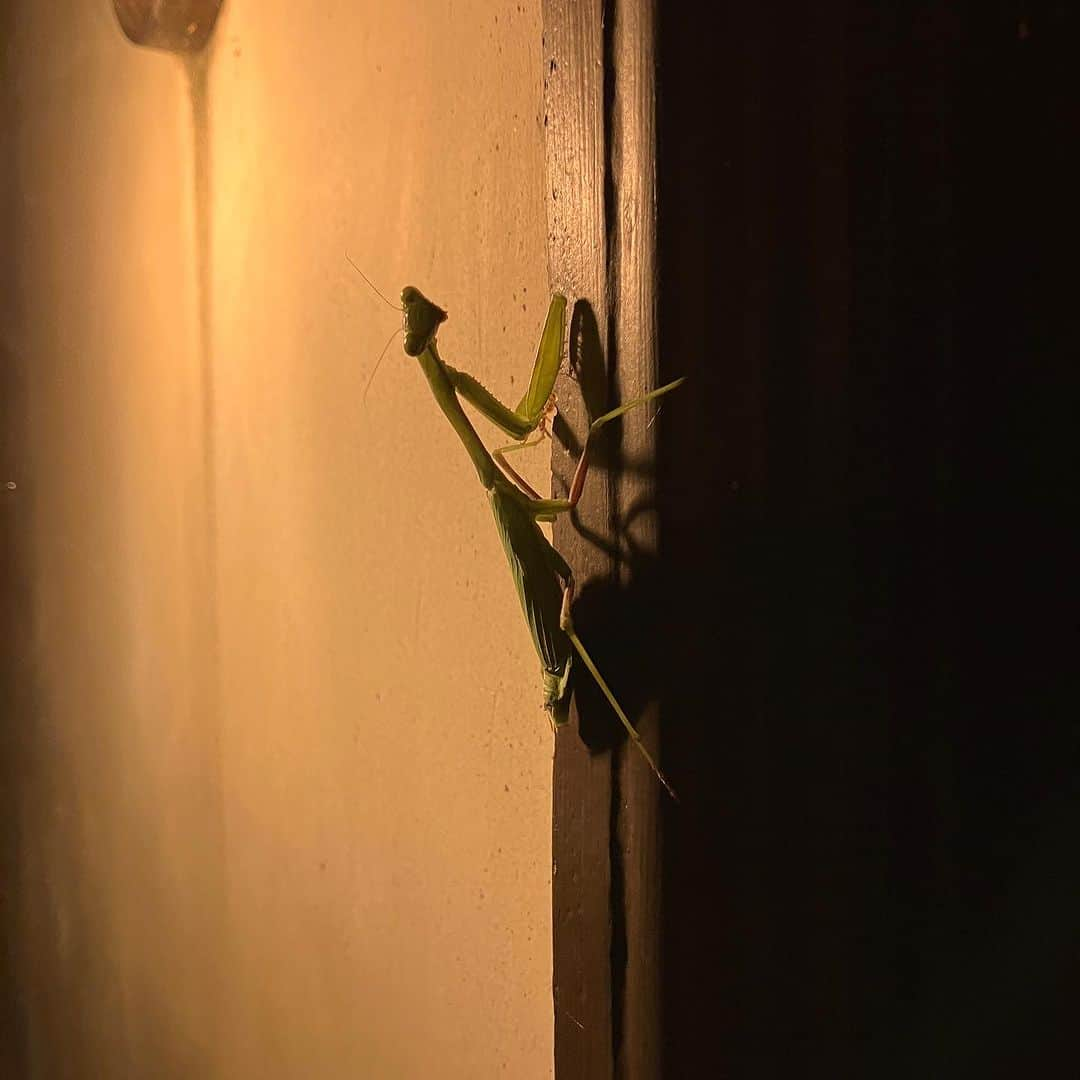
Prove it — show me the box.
[558,579,678,801]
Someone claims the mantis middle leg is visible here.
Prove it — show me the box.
[509,377,686,520]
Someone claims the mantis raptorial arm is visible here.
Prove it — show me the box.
[443,294,566,440]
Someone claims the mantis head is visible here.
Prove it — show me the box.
[401,286,448,357]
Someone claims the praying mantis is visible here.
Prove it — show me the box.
[354,263,683,798]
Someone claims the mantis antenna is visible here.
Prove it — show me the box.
[361,325,399,406]
[344,254,404,406]
[344,252,402,311]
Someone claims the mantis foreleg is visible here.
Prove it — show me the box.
[443,294,567,439]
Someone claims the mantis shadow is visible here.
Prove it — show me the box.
[567,504,668,759]
[550,302,662,481]
[552,300,668,758]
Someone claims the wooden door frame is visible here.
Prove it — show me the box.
[544,3,667,1076]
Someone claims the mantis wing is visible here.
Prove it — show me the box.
[489,484,572,717]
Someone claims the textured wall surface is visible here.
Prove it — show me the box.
[3,2,553,1076]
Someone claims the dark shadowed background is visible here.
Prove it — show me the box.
[658,3,1077,1075]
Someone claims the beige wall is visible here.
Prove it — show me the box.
[5,2,553,1076]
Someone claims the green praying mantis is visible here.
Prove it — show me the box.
[352,260,684,798]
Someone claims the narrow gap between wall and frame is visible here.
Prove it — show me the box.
[600,0,630,1076]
